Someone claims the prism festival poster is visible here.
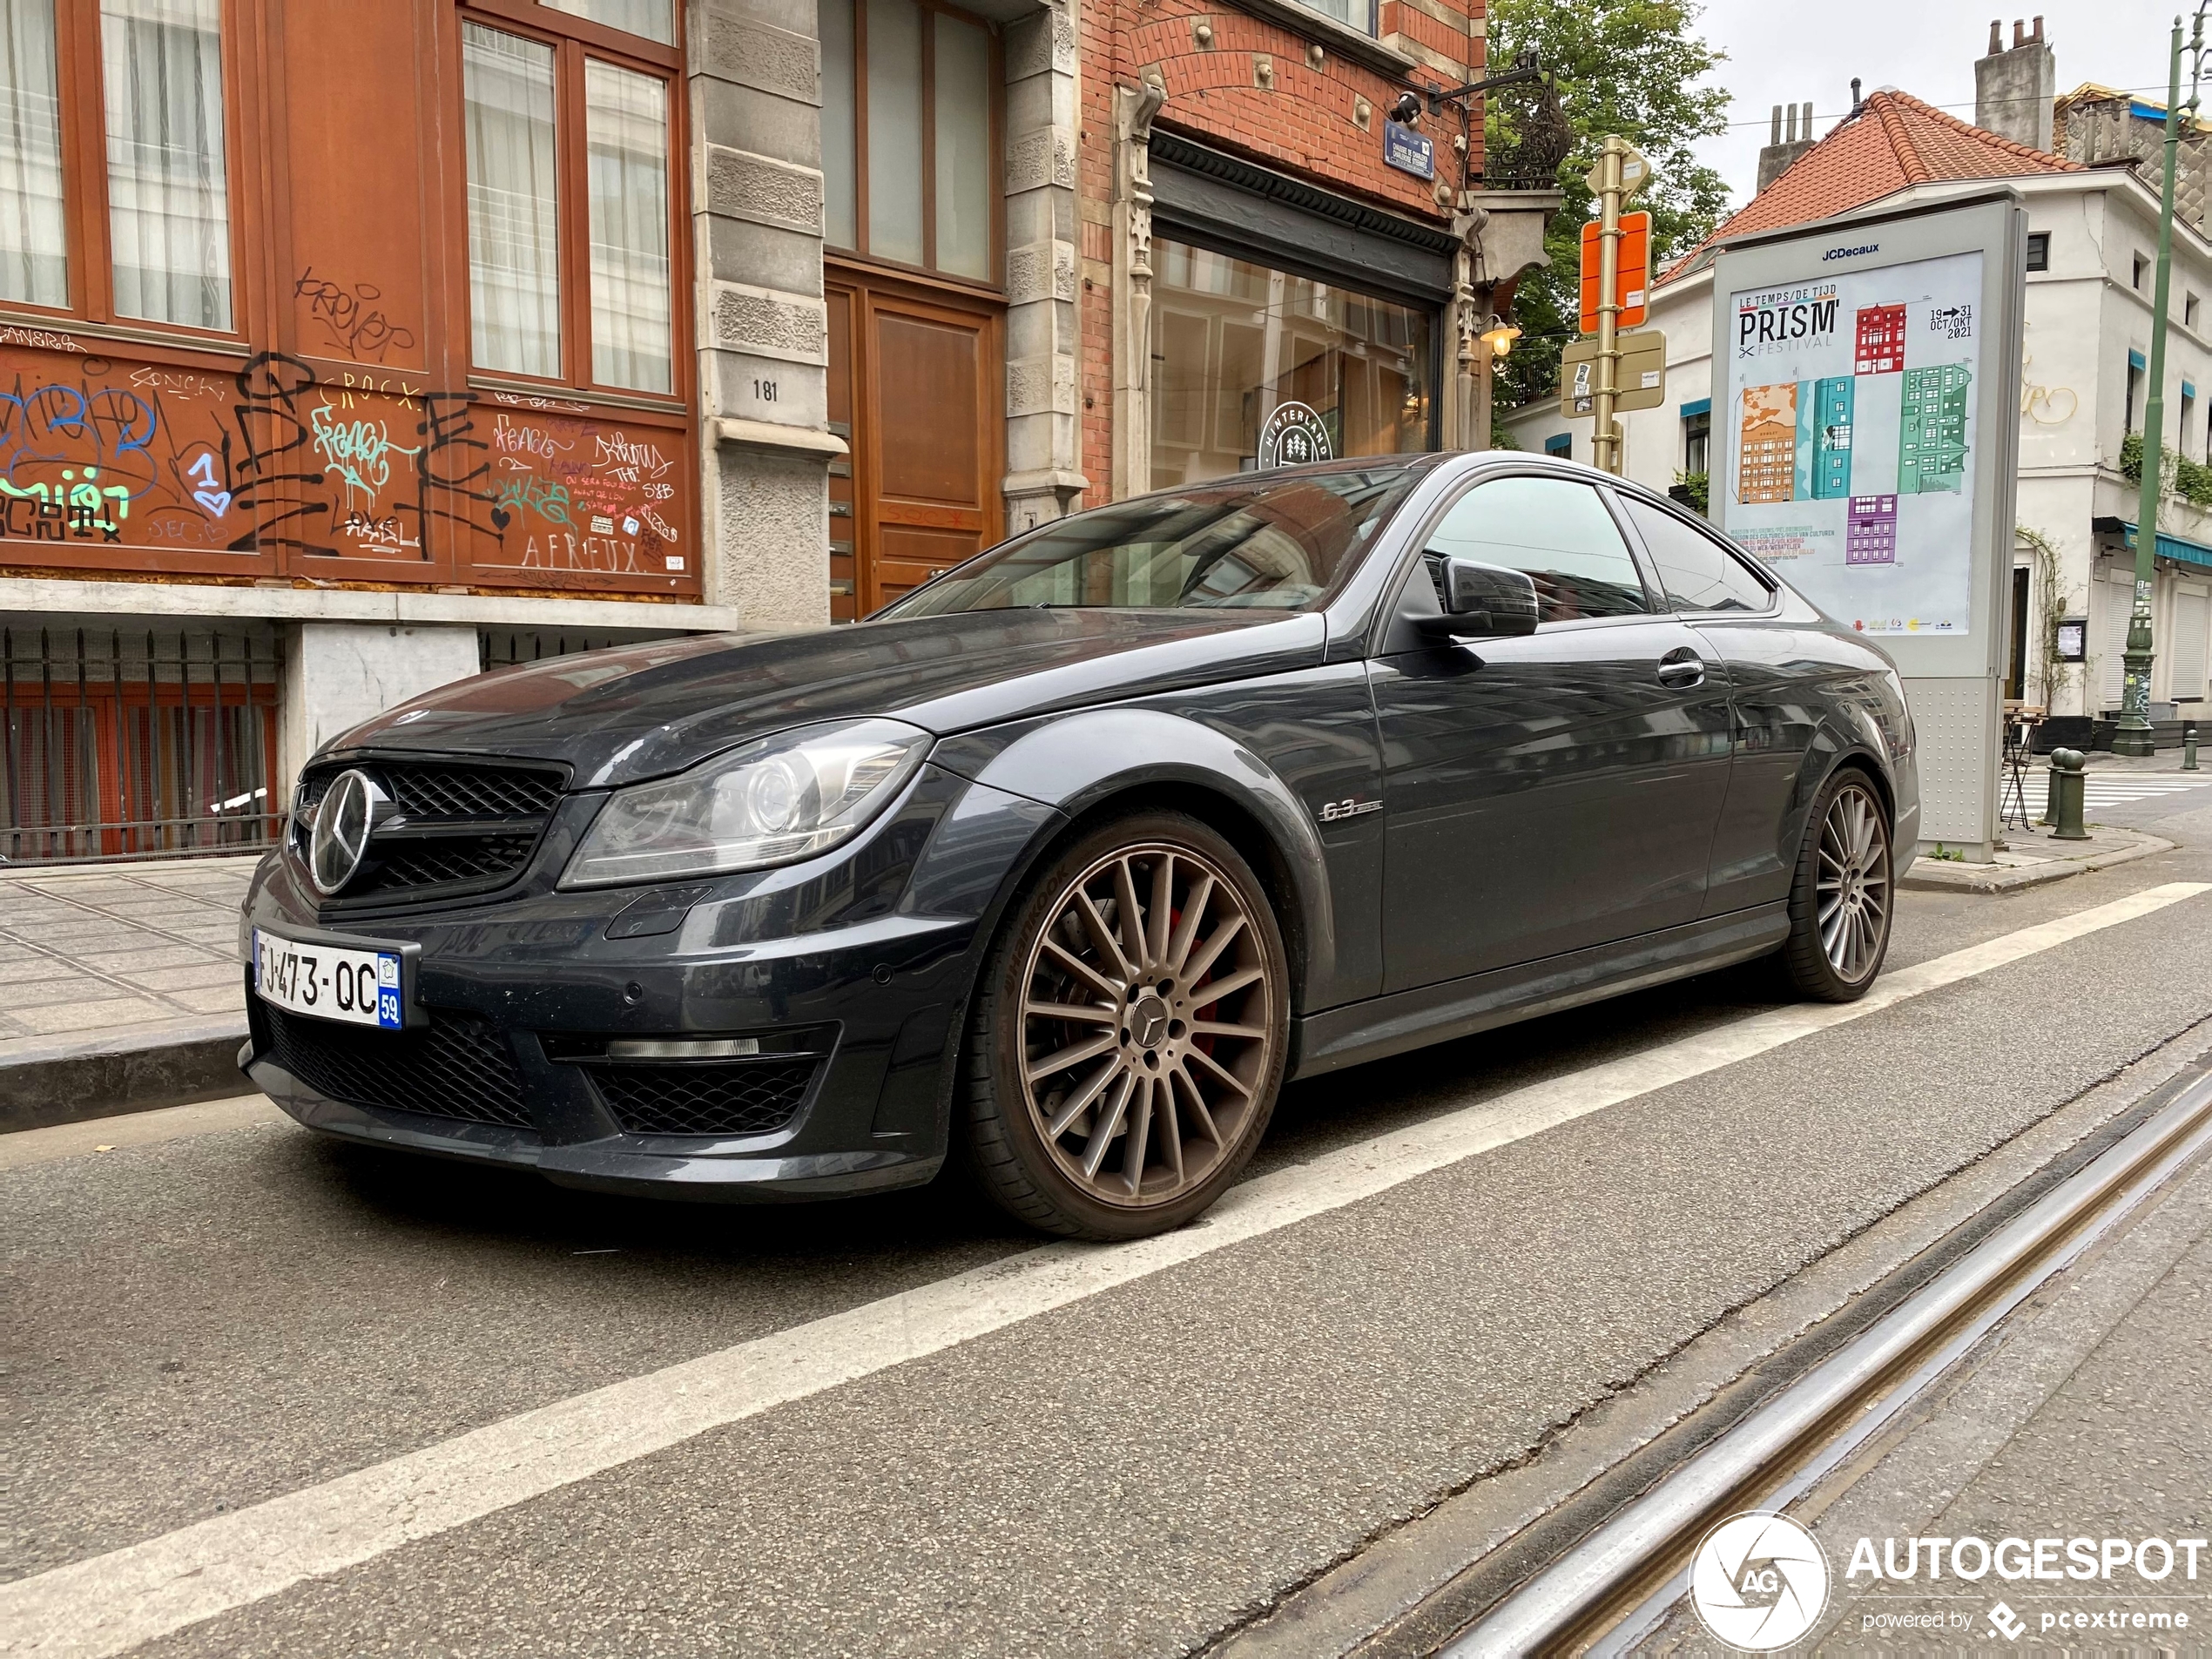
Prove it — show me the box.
[1723,251,1982,636]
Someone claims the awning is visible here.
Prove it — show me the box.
[2091,514,2212,570]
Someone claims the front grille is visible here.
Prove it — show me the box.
[372,834,541,889]
[380,764,562,819]
[264,1004,538,1132]
[295,757,565,905]
[585,1059,819,1137]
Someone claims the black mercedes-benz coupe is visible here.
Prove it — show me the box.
[240,452,1917,1238]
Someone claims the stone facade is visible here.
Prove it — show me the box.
[692,0,841,630]
[1002,0,1090,534]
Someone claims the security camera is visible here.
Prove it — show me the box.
[1390,91,1422,125]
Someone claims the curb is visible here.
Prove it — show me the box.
[0,1020,251,1134]
[1898,833,2175,894]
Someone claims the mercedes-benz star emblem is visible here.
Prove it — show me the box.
[308,770,382,895]
[1132,995,1170,1049]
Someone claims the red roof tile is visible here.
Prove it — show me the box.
[1663,91,2081,280]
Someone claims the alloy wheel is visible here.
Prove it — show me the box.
[1815,781,1890,981]
[1016,842,1277,1210]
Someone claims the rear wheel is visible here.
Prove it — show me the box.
[1779,767,1893,1001]
[961,813,1288,1239]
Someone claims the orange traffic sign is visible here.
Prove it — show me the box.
[1579,212,1650,334]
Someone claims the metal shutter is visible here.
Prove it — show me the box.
[2099,577,2134,712]
[2173,588,2211,702]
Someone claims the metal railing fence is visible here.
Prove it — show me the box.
[1,624,283,866]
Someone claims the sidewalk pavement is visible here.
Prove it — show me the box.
[1901,823,2172,894]
[0,855,256,1130]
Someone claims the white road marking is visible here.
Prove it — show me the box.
[5,881,2206,1659]
[2062,773,2212,806]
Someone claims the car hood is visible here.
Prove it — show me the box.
[326,609,1327,786]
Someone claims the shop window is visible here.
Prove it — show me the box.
[1150,237,1434,486]
[461,12,678,395]
[820,0,1000,283]
[0,0,235,331]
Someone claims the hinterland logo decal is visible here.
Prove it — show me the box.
[1689,1512,1831,1650]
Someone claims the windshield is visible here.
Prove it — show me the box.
[877,465,1421,617]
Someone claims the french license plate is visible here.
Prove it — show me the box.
[253,928,403,1029]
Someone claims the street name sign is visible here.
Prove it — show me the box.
[1383,121,1434,180]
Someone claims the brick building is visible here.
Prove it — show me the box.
[0,0,1556,867]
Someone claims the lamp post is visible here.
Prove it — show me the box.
[2120,10,2211,753]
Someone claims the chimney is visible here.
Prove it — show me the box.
[1757,99,1819,192]
[1976,16,2055,152]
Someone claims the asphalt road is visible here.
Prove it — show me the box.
[10,781,2212,1658]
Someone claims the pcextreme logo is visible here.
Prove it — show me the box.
[1689,1512,1831,1650]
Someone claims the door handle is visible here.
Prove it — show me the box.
[1656,651,1705,689]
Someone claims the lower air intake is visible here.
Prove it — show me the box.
[264,1004,538,1133]
[585,1059,819,1138]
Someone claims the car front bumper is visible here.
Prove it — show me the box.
[239,762,1062,1201]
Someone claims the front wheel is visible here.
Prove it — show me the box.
[1779,767,1893,1001]
[960,813,1289,1239]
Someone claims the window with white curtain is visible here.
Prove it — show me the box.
[463,24,561,379]
[100,0,231,329]
[0,0,66,307]
[585,60,669,392]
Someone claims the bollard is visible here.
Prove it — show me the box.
[2048,747,2090,840]
[2186,720,2201,772]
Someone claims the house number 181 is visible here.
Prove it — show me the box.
[753,378,778,401]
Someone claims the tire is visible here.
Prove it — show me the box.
[1778,765,1894,1001]
[960,811,1290,1239]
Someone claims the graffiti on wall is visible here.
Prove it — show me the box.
[0,347,688,577]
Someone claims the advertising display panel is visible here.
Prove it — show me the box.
[1712,190,2027,857]
[1720,253,1982,634]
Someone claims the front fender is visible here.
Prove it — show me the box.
[931,706,1341,1013]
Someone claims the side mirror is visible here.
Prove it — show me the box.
[1415,556,1540,639]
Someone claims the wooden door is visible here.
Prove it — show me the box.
[827,267,1002,617]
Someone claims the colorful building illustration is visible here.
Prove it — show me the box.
[1738,383,1798,504]
[1794,375,1855,500]
[1898,362,1973,493]
[1855,304,1906,375]
[1846,495,1899,563]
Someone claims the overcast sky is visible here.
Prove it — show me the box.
[1687,1,2182,209]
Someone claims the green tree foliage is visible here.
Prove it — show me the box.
[1485,0,1733,411]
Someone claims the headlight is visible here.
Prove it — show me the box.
[560,718,931,888]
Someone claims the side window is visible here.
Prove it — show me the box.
[1622,498,1773,613]
[1426,475,1651,623]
